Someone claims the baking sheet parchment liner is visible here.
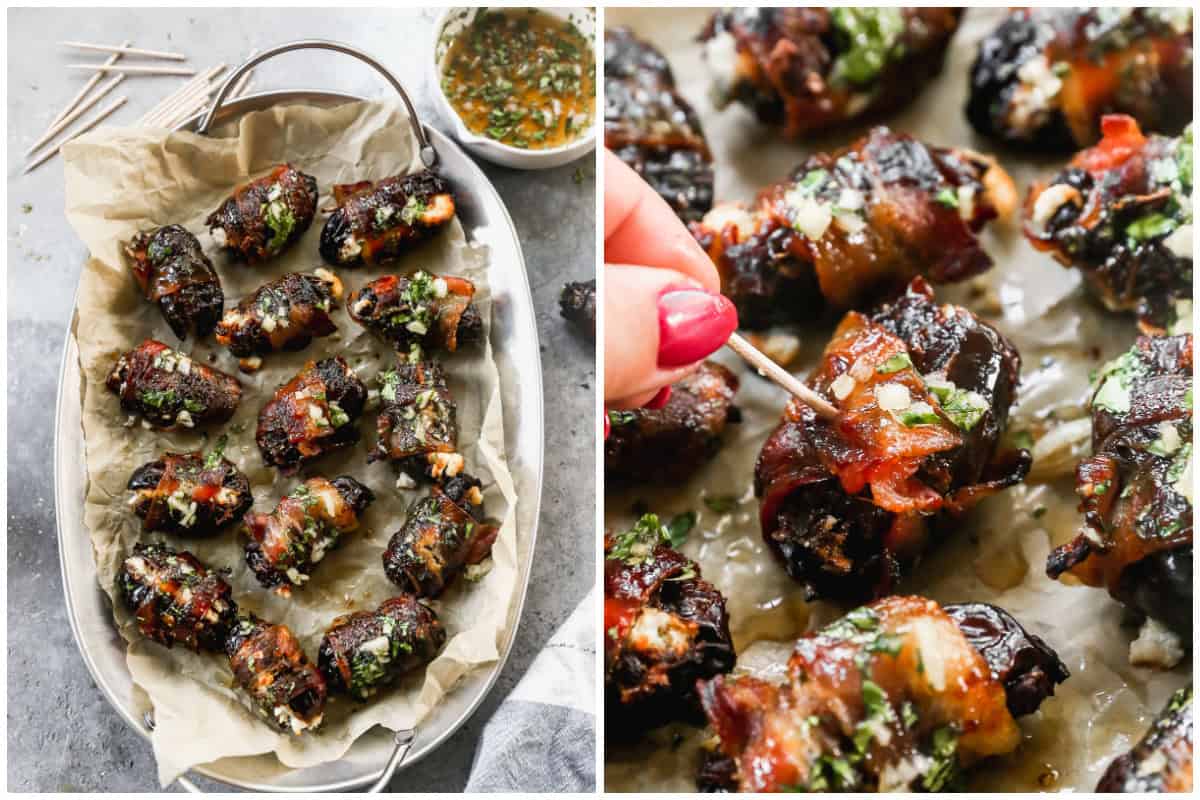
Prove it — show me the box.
[63,100,521,785]
[603,7,1191,792]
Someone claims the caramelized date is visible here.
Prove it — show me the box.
[225,615,327,734]
[967,9,1192,151]
[559,279,596,338]
[371,360,460,481]
[319,170,455,267]
[605,27,713,222]
[1047,335,1192,638]
[125,225,223,340]
[118,542,236,652]
[691,128,1014,328]
[318,595,446,701]
[346,271,481,355]
[696,597,1066,792]
[1025,116,1192,333]
[243,475,374,592]
[382,475,495,599]
[256,357,366,470]
[215,270,343,372]
[604,514,735,737]
[756,279,1030,603]
[206,164,318,263]
[106,339,241,430]
[606,361,739,486]
[127,449,252,537]
[700,8,961,139]
[1097,686,1193,793]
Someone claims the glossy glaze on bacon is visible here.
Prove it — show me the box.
[206,164,318,263]
[697,596,1067,792]
[699,8,961,139]
[319,170,455,267]
[691,127,1015,329]
[225,615,327,734]
[346,271,481,356]
[318,595,446,701]
[125,225,223,340]
[118,542,237,652]
[605,27,713,223]
[255,357,366,470]
[127,449,252,537]
[106,339,242,430]
[1025,116,1193,333]
[371,360,460,482]
[756,279,1030,603]
[243,475,374,592]
[382,475,495,599]
[604,514,735,737]
[606,361,740,486]
[215,270,343,372]
[1097,686,1193,793]
[1046,335,1192,637]
[559,279,596,338]
[967,8,1193,151]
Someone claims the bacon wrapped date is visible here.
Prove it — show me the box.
[606,361,739,486]
[371,360,462,482]
[605,27,713,223]
[1046,335,1192,640]
[382,475,495,599]
[124,225,223,340]
[243,475,374,592]
[697,596,1068,792]
[118,542,237,652]
[319,170,455,267]
[699,8,961,139]
[1025,116,1193,333]
[127,447,251,537]
[346,271,481,356]
[756,279,1030,604]
[1097,686,1193,793]
[318,595,446,701]
[106,339,241,430]
[256,357,366,470]
[215,269,343,372]
[967,8,1193,151]
[225,615,327,734]
[559,279,596,338]
[604,514,735,737]
[691,127,1016,329]
[206,164,318,263]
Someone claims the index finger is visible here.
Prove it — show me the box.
[604,150,721,293]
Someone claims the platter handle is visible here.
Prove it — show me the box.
[195,39,437,168]
[365,729,416,792]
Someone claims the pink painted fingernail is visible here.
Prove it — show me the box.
[657,287,738,368]
[643,385,671,409]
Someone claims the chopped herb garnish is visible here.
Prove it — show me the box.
[935,188,959,208]
[877,353,913,374]
[666,511,697,548]
[703,495,738,514]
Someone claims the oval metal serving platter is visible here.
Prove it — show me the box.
[54,88,544,792]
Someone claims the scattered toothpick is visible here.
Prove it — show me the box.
[24,96,129,173]
[60,41,186,61]
[24,74,124,157]
[68,64,195,76]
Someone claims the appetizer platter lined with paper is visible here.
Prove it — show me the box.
[604,7,1192,793]
[62,100,521,783]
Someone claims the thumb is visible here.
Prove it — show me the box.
[604,263,738,405]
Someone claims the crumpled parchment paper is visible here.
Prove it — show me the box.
[63,99,521,785]
[603,7,1190,792]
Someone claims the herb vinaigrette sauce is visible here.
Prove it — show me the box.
[441,9,595,150]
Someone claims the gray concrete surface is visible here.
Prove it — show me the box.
[7,8,596,792]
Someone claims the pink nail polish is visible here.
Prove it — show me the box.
[604,410,611,440]
[644,385,671,410]
[657,287,738,368]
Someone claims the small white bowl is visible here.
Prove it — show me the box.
[429,7,597,170]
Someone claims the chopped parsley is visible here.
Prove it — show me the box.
[665,511,696,548]
[400,195,428,226]
[607,514,668,565]
[607,409,637,427]
[922,726,962,792]
[262,198,296,252]
[139,388,177,409]
[829,7,905,86]
[203,435,229,468]
[703,494,738,514]
[877,353,913,374]
[935,188,959,208]
[898,401,941,427]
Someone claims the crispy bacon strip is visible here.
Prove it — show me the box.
[215,270,342,372]
[206,164,318,263]
[118,542,237,652]
[1097,686,1193,793]
[691,127,1015,328]
[125,225,223,340]
[756,279,1029,603]
[697,596,1067,792]
[127,449,252,537]
[225,615,327,734]
[1046,334,1192,637]
[1025,116,1192,333]
[346,271,480,355]
[106,339,241,430]
[255,356,366,470]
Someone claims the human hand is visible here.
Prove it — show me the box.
[603,150,738,412]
